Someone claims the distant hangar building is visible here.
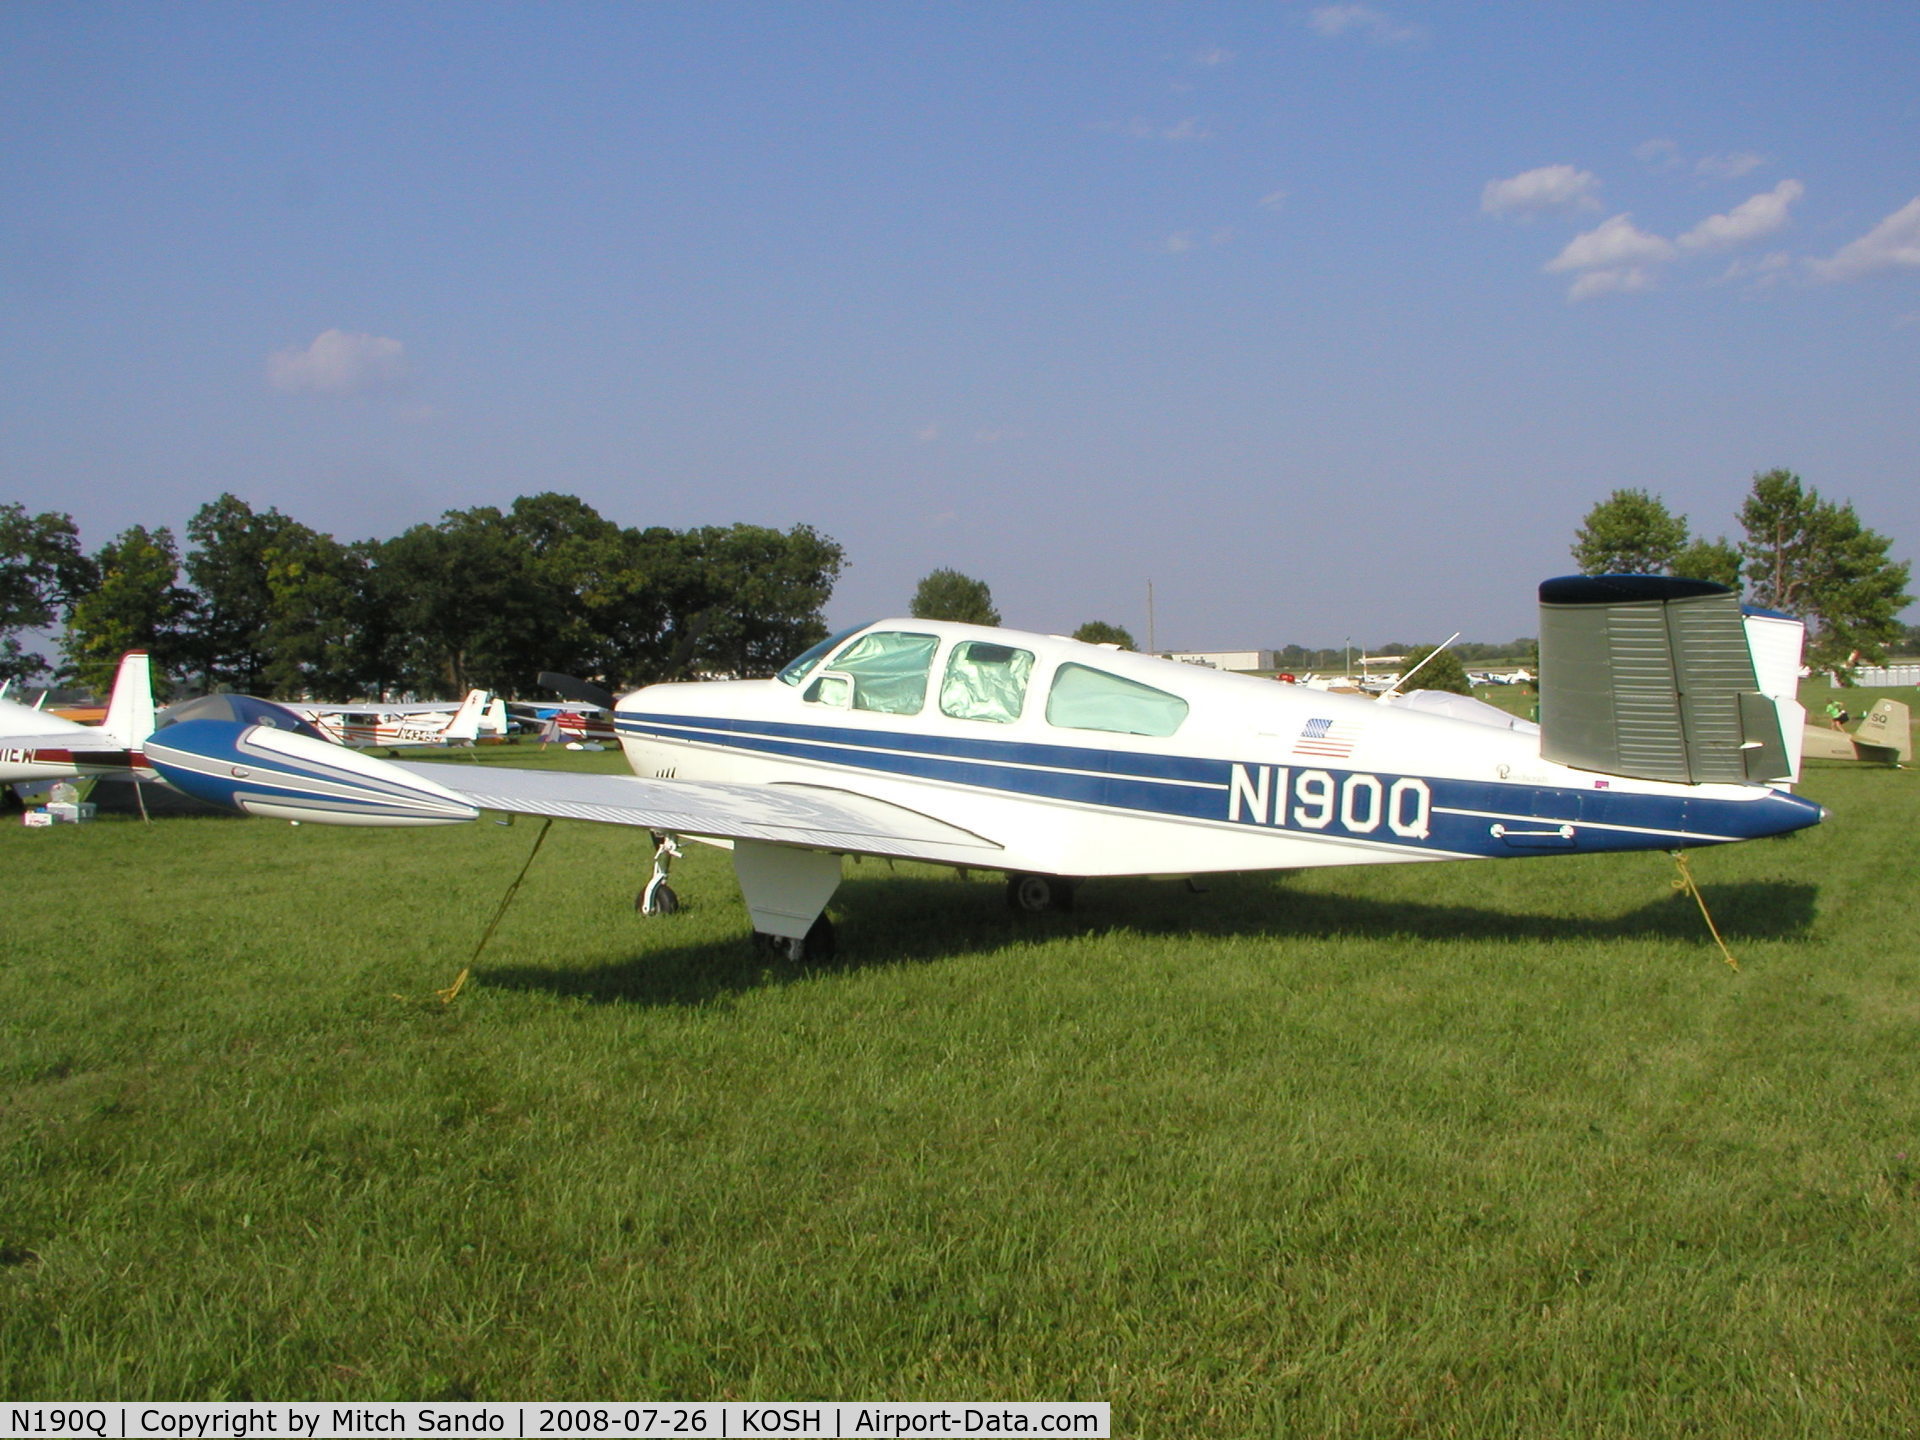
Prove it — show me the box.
[1161,650,1276,672]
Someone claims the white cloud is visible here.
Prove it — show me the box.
[1807,196,1920,282]
[1717,251,1793,288]
[1481,165,1602,219]
[915,423,942,443]
[1543,214,1677,301]
[1257,189,1289,213]
[1096,116,1212,142]
[1567,267,1657,303]
[1695,151,1765,181]
[1545,214,1676,274]
[1678,179,1804,252]
[1636,141,1766,182]
[267,329,409,396]
[1308,4,1423,45]
[1192,46,1233,67]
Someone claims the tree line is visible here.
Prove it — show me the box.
[1571,468,1912,675]
[1,493,844,699]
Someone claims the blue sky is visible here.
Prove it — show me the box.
[4,2,1916,651]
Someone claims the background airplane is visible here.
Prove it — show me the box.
[293,690,497,749]
[1802,698,1912,766]
[1,651,157,787]
[145,577,1824,963]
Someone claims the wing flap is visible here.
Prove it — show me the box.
[394,763,1004,859]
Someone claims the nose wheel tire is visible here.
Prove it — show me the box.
[637,882,679,916]
[1006,873,1076,913]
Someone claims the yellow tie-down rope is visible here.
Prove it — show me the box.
[438,817,556,1002]
[1670,849,1738,971]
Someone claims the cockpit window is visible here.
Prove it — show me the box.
[154,692,331,743]
[1046,663,1189,737]
[808,630,939,715]
[776,624,868,687]
[940,641,1033,724]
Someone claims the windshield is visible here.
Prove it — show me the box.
[776,624,869,687]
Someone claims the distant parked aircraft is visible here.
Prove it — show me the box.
[293,690,494,749]
[1802,699,1911,766]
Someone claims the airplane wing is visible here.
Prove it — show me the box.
[392,761,1005,859]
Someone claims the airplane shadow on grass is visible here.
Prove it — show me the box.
[477,867,1821,1009]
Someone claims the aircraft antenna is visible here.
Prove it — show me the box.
[1379,631,1462,701]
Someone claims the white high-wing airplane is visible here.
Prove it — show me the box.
[144,577,1825,962]
[293,690,495,749]
[0,652,158,785]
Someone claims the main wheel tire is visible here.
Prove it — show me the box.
[770,914,837,963]
[1007,873,1076,913]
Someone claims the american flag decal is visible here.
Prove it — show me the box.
[1294,716,1362,759]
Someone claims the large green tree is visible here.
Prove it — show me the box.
[375,506,532,695]
[1671,535,1743,589]
[673,523,846,679]
[260,528,376,699]
[1570,489,1690,575]
[910,568,1000,626]
[62,525,193,696]
[1738,469,1912,674]
[1,503,95,684]
[183,494,310,692]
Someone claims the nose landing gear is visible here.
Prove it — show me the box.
[637,833,684,915]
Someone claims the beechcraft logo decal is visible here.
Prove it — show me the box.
[1294,717,1361,759]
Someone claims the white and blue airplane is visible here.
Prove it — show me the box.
[143,577,1825,962]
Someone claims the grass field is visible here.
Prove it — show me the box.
[4,716,1919,1435]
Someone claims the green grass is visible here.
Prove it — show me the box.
[3,750,1919,1435]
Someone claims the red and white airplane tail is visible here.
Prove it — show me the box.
[437,689,491,744]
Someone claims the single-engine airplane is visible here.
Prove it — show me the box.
[1,652,158,787]
[294,690,495,750]
[145,577,1825,961]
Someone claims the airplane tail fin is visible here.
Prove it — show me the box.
[101,651,158,749]
[1537,577,1801,786]
[440,689,490,743]
[481,697,509,737]
[1853,699,1912,764]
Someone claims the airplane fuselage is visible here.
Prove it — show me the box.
[612,620,1820,879]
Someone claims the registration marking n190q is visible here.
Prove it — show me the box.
[1228,763,1432,840]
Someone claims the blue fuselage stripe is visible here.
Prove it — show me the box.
[616,712,1821,856]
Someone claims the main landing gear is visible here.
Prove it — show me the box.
[636,832,839,964]
[752,914,837,964]
[1006,873,1077,913]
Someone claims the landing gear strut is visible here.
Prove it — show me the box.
[637,833,684,915]
[1006,873,1077,913]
